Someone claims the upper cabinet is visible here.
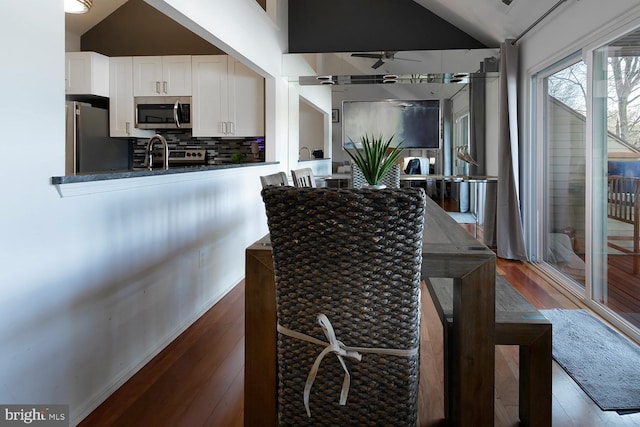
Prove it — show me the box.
[191,56,228,137]
[67,53,262,138]
[228,58,265,137]
[65,52,109,97]
[133,56,192,96]
[109,57,153,138]
[192,56,264,137]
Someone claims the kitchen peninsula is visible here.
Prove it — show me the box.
[51,161,279,185]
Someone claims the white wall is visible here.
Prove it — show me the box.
[0,0,290,425]
[299,99,325,154]
[65,31,81,52]
[519,0,640,74]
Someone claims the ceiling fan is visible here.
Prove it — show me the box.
[350,51,420,69]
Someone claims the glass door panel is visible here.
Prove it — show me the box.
[593,29,640,330]
[542,60,588,288]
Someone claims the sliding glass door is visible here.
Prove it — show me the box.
[536,26,640,338]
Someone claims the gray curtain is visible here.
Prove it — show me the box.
[469,71,485,177]
[497,40,527,260]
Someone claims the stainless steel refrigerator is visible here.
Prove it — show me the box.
[65,101,131,174]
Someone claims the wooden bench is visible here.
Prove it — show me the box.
[425,275,552,426]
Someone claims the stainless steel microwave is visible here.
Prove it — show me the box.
[134,96,192,129]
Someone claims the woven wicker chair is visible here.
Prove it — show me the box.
[261,186,425,426]
[351,163,401,189]
[260,172,289,188]
[291,167,317,188]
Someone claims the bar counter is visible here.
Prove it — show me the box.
[51,161,279,185]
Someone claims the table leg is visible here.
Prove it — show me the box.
[244,246,278,427]
[519,326,552,426]
[450,258,496,426]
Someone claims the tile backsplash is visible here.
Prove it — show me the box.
[132,130,265,167]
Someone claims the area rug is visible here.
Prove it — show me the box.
[540,308,640,413]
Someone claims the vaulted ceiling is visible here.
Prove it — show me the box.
[67,0,573,52]
[288,0,487,53]
[79,0,224,57]
[411,0,567,46]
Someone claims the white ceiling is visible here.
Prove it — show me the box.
[411,0,569,46]
[66,0,573,46]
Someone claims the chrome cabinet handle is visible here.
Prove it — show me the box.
[155,81,161,94]
[163,81,168,94]
[228,121,234,134]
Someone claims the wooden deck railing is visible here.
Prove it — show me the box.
[607,175,640,272]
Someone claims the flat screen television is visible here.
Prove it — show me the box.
[342,100,440,149]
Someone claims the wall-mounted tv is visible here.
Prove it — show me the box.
[342,100,440,149]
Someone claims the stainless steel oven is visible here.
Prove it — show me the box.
[150,149,207,167]
[134,96,192,129]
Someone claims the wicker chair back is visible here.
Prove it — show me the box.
[261,186,425,426]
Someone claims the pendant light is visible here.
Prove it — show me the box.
[65,0,92,14]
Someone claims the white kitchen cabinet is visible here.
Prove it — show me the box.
[192,56,228,137]
[192,55,264,137]
[133,56,192,96]
[228,58,265,137]
[109,57,153,138]
[65,51,109,97]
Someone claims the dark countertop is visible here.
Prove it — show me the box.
[51,162,279,185]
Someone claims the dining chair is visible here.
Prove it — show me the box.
[351,163,401,188]
[261,186,426,426]
[291,167,317,188]
[260,171,289,188]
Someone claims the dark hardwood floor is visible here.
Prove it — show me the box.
[79,232,640,426]
[606,255,640,329]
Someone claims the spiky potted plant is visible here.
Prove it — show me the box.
[346,134,404,188]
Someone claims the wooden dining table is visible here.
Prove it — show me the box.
[244,196,496,426]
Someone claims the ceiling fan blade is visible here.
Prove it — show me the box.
[351,53,383,59]
[371,58,385,69]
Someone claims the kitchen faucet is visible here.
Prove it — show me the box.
[145,134,169,170]
[299,146,311,161]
